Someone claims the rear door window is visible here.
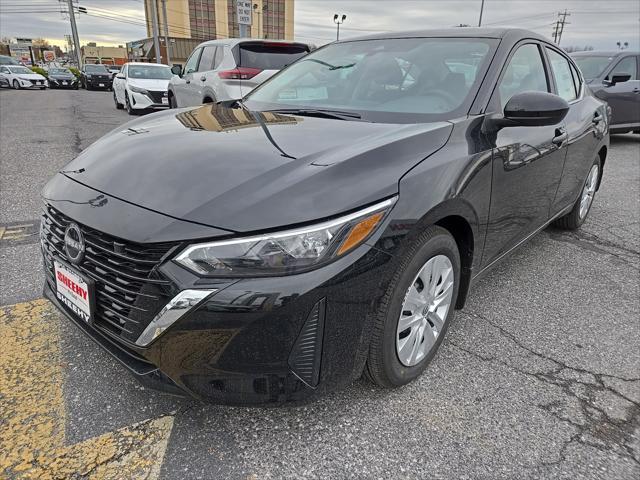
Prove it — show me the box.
[546,48,577,102]
[236,43,309,70]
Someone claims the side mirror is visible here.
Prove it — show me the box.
[171,65,182,76]
[603,74,631,86]
[491,91,569,129]
[115,73,125,79]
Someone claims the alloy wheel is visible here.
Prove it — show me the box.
[579,164,599,219]
[13,80,20,90]
[396,254,454,367]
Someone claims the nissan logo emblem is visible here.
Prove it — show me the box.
[64,223,85,264]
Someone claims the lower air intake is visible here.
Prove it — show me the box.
[288,298,325,388]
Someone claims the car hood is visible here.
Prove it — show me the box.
[19,73,45,80]
[128,78,170,90]
[61,104,452,233]
[49,74,75,80]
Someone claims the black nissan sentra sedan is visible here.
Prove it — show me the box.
[41,28,609,405]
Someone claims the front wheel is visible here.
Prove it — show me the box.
[553,157,601,230]
[13,80,21,90]
[125,92,135,115]
[113,90,123,109]
[365,226,460,388]
[168,93,177,109]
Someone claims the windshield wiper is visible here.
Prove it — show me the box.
[264,108,362,120]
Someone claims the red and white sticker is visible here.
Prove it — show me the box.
[54,260,91,322]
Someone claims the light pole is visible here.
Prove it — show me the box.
[333,14,346,41]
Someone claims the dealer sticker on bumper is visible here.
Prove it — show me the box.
[54,260,92,322]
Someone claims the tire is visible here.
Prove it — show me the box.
[553,156,601,230]
[365,225,460,388]
[13,80,21,90]
[114,90,123,109]
[125,92,135,115]
[168,93,177,109]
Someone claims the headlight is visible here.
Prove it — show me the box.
[85,74,92,78]
[174,197,396,276]
[129,85,149,95]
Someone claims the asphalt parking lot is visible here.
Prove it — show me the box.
[1,87,638,479]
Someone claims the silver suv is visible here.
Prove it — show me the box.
[168,38,311,108]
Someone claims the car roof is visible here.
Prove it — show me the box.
[339,27,550,43]
[125,62,168,67]
[571,50,639,57]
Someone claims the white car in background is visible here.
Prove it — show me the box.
[168,39,312,108]
[0,65,47,90]
[112,62,172,115]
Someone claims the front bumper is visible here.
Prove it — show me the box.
[129,90,169,110]
[85,77,112,89]
[18,79,46,89]
[44,244,393,405]
[49,78,78,88]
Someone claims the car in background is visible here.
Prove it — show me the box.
[0,54,20,65]
[107,65,122,77]
[80,64,112,90]
[0,65,47,89]
[572,50,640,134]
[168,39,312,108]
[48,67,79,89]
[112,62,172,114]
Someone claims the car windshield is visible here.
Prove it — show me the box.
[85,65,109,73]
[110,66,121,70]
[245,37,496,123]
[8,66,33,74]
[573,55,614,80]
[50,68,70,74]
[128,65,172,79]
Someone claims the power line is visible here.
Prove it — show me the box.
[552,10,570,45]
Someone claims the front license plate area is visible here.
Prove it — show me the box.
[98,83,104,87]
[54,259,94,323]
[161,97,168,105]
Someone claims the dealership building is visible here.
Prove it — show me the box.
[143,0,294,42]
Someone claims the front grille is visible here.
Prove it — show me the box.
[147,90,167,104]
[40,204,179,344]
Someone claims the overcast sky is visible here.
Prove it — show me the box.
[0,0,638,50]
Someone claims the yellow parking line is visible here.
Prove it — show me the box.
[0,299,174,479]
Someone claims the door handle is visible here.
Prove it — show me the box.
[592,112,603,124]
[200,75,207,82]
[552,128,567,146]
[633,88,640,94]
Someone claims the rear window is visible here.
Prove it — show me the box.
[237,43,309,70]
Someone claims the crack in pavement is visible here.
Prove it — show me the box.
[450,310,640,471]
[545,228,640,271]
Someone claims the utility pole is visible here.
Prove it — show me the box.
[161,0,171,65]
[478,0,485,27]
[67,0,82,67]
[150,0,162,63]
[333,14,346,41]
[552,10,570,45]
